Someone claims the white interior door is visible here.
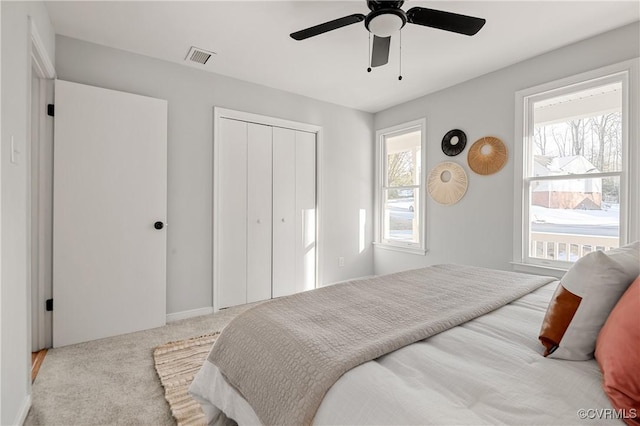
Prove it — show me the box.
[295,131,316,293]
[217,118,248,308]
[272,127,297,298]
[53,80,167,347]
[247,124,273,303]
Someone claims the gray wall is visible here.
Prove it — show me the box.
[373,22,640,276]
[55,35,375,315]
[1,2,56,423]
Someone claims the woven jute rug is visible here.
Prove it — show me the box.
[154,333,220,426]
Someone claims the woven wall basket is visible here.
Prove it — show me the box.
[427,162,468,205]
[467,136,508,175]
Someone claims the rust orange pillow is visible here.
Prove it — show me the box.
[539,283,582,356]
[595,275,640,426]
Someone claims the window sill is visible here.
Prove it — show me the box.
[510,261,567,279]
[373,242,427,256]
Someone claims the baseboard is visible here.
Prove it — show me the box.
[15,394,32,425]
[166,306,214,323]
[320,274,376,287]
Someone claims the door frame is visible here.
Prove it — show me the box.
[212,107,323,312]
[28,17,56,351]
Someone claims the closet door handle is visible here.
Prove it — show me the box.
[281,218,285,223]
[257,219,261,224]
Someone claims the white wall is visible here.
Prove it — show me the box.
[0,1,55,424]
[373,22,640,276]
[54,36,375,315]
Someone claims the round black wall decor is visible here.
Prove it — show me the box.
[441,129,467,156]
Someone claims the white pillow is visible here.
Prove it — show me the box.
[539,241,639,360]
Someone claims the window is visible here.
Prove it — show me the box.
[515,60,639,271]
[375,119,426,254]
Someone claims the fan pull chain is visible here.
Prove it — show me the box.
[367,32,372,72]
[398,30,403,81]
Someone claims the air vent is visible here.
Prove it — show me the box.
[185,46,216,65]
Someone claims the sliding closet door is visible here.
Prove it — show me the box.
[295,131,317,293]
[218,118,248,308]
[272,127,297,298]
[246,124,273,303]
[215,111,318,308]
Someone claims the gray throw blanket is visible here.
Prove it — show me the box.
[207,264,555,425]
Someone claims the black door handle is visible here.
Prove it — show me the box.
[154,221,164,230]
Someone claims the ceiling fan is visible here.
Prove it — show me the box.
[290,0,486,69]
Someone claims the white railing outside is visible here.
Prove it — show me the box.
[531,232,619,262]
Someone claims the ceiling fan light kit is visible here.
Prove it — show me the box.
[290,0,486,77]
[365,8,406,37]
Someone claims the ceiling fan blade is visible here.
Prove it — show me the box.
[290,14,366,40]
[406,7,486,36]
[371,35,391,67]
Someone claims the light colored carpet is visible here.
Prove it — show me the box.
[25,304,254,425]
[154,333,220,426]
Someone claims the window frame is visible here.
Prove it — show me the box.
[375,118,427,255]
[513,59,639,274]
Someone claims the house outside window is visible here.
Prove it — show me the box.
[375,118,427,254]
[514,60,639,271]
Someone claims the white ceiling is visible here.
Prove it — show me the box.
[45,1,639,113]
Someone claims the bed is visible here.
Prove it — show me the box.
[189,261,638,425]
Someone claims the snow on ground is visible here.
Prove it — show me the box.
[531,204,619,225]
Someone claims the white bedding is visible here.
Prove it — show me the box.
[190,282,617,425]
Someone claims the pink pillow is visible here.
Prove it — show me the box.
[595,275,640,425]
